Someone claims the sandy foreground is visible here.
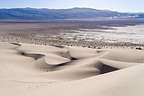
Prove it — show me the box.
[0,42,144,96]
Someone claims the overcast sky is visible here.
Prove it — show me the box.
[0,0,144,12]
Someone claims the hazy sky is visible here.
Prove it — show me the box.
[0,0,144,12]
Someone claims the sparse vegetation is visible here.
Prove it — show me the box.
[0,19,144,49]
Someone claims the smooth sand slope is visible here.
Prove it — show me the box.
[0,42,144,96]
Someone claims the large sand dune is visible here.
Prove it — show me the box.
[0,42,144,96]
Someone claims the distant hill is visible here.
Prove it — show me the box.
[0,8,143,20]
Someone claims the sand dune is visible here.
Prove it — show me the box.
[0,42,144,96]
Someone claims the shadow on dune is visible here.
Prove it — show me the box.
[19,52,45,60]
[10,43,21,46]
[99,64,119,74]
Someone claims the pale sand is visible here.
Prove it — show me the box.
[0,42,144,96]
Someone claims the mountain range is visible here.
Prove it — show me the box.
[0,7,143,20]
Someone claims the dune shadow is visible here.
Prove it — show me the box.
[20,52,45,60]
[10,43,21,46]
[99,64,119,74]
